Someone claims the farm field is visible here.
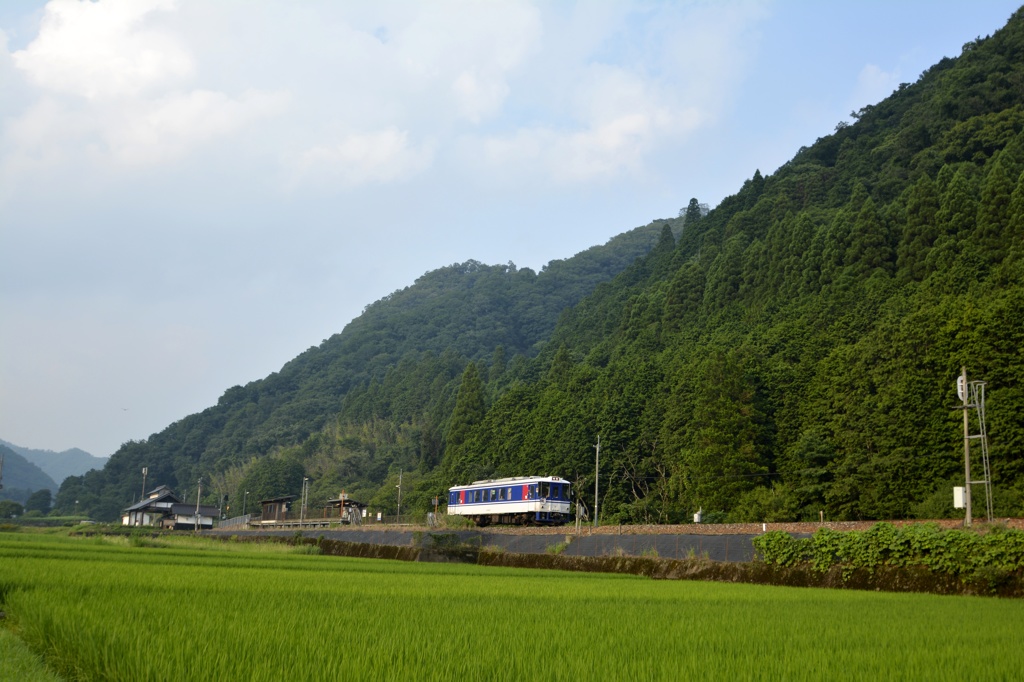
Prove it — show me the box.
[1,531,1023,681]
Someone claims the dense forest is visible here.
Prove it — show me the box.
[60,8,1024,523]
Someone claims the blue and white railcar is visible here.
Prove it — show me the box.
[447,476,572,526]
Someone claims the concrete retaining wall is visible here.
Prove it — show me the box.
[212,528,766,562]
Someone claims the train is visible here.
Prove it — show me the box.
[447,476,572,526]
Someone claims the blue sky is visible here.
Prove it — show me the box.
[1,0,1020,457]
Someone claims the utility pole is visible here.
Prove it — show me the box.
[396,469,403,522]
[243,490,249,516]
[0,452,4,491]
[960,366,973,527]
[194,478,202,532]
[593,435,600,528]
[300,477,309,523]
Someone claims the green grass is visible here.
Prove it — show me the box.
[1,532,1023,681]
[0,628,64,681]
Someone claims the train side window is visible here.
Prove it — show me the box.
[508,487,513,500]
[489,489,496,502]
[498,488,505,501]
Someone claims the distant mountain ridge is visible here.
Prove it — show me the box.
[0,444,58,504]
[1,440,107,485]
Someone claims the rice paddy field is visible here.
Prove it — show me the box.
[1,531,1023,681]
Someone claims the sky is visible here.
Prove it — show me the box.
[1,0,1021,458]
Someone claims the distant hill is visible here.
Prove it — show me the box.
[0,440,107,485]
[56,222,677,520]
[0,444,58,504]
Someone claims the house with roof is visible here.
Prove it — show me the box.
[121,485,220,530]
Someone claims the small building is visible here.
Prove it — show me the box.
[325,491,367,524]
[121,485,219,530]
[259,495,296,523]
[122,485,180,527]
[163,502,220,531]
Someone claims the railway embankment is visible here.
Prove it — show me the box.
[212,527,762,562]
[212,519,1024,597]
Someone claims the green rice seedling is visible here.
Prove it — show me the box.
[1,533,1023,681]
[0,628,63,682]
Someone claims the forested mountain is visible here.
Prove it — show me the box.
[441,11,1024,522]
[60,8,1024,523]
[0,444,58,505]
[55,223,677,519]
[0,440,106,484]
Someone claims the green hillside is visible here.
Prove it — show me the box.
[0,444,58,505]
[443,9,1024,522]
[55,223,677,519]
[60,7,1024,523]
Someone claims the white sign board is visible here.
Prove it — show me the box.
[953,486,965,509]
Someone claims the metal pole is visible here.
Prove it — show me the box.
[594,435,600,528]
[195,478,202,532]
[396,470,403,522]
[962,366,972,527]
[141,467,147,500]
[301,477,308,522]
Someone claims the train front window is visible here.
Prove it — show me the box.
[539,482,549,498]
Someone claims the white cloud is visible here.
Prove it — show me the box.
[289,128,435,189]
[0,0,287,192]
[107,89,288,165]
[851,63,902,112]
[12,0,192,100]
[452,69,511,124]
[456,2,766,186]
[470,60,707,184]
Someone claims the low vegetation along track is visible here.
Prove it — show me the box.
[212,518,1024,563]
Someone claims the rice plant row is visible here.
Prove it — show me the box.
[1,532,1023,681]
